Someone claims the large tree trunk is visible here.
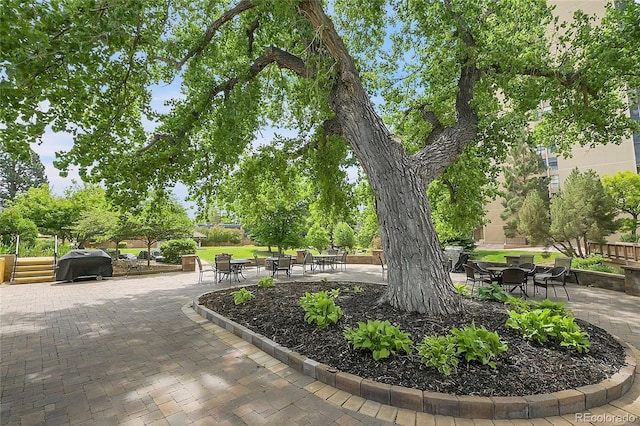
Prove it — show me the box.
[329,83,462,314]
[300,0,475,314]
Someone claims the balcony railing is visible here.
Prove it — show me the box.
[588,242,640,264]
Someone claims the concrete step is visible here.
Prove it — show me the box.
[11,257,56,284]
[12,276,56,284]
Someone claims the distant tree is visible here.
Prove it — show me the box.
[500,138,549,239]
[518,169,617,257]
[217,143,308,254]
[0,144,48,208]
[517,192,552,247]
[9,185,78,241]
[428,145,497,244]
[602,171,640,239]
[333,222,355,252]
[305,223,330,253]
[129,193,193,267]
[354,179,379,249]
[71,208,120,248]
[0,207,38,247]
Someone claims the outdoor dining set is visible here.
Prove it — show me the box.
[463,254,574,300]
[196,249,349,284]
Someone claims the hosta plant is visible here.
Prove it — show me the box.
[343,320,413,361]
[299,290,343,328]
[257,276,275,288]
[416,335,459,375]
[231,288,255,305]
[451,321,508,369]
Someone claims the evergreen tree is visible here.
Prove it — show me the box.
[0,145,48,208]
[500,138,549,239]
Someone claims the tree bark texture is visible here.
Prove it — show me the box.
[329,76,462,315]
[300,0,468,314]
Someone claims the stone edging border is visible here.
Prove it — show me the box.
[192,294,636,420]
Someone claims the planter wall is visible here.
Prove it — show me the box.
[572,269,626,293]
[0,254,16,283]
[621,266,640,297]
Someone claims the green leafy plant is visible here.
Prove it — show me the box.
[453,283,471,296]
[320,277,328,283]
[351,285,363,293]
[506,309,556,344]
[344,320,413,361]
[257,276,275,288]
[532,299,571,316]
[504,296,532,313]
[505,309,590,353]
[559,330,592,353]
[299,290,343,328]
[450,322,508,369]
[231,288,255,305]
[416,335,459,375]
[477,284,511,302]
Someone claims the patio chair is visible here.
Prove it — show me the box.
[377,253,386,276]
[274,256,291,278]
[215,258,233,283]
[500,267,528,297]
[533,266,569,300]
[302,251,314,273]
[253,254,261,276]
[463,264,491,293]
[474,261,497,281]
[518,262,537,293]
[519,254,535,264]
[335,251,347,271]
[196,256,216,284]
[553,257,579,285]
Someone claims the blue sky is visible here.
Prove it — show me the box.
[33,79,303,218]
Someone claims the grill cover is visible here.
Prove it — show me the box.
[56,250,113,281]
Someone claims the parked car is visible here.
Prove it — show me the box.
[137,250,165,262]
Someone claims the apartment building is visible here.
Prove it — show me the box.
[478,0,640,245]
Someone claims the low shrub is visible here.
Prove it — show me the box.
[160,239,197,264]
[477,284,511,302]
[505,309,590,353]
[453,282,471,296]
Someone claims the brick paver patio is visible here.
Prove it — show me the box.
[1,264,638,425]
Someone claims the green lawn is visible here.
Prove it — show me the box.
[121,245,562,266]
[119,245,298,263]
[471,249,560,265]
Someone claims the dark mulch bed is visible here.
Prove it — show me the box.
[198,281,626,397]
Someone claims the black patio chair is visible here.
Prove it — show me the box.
[463,264,492,293]
[534,266,569,300]
[500,267,528,298]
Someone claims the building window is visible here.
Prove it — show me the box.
[549,175,560,193]
[548,157,558,171]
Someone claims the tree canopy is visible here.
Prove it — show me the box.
[602,170,640,239]
[3,0,639,313]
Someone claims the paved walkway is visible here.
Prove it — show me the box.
[1,264,638,425]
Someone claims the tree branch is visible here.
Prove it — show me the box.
[138,46,312,155]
